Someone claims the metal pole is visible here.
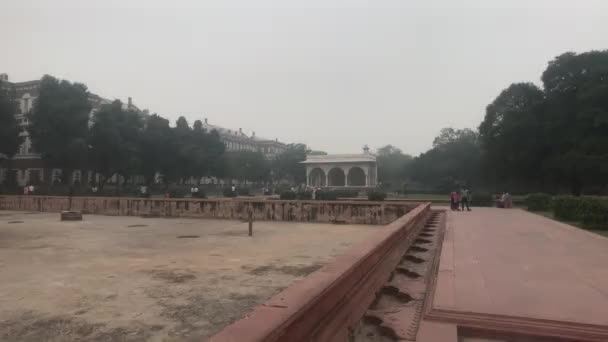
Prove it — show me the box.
[248,211,253,237]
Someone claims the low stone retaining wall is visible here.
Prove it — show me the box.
[0,196,416,225]
[210,202,432,342]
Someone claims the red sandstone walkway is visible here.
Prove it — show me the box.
[428,208,608,339]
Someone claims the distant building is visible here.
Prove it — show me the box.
[0,73,140,186]
[301,145,378,188]
[201,118,288,158]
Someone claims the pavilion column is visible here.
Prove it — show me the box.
[343,167,349,187]
[305,167,311,187]
[374,164,378,186]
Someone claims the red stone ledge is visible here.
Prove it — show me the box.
[0,194,418,205]
[0,195,419,225]
[210,202,431,342]
[426,309,608,342]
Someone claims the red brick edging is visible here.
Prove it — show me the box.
[210,203,431,342]
[0,195,416,225]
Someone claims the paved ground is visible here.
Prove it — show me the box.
[433,208,608,327]
[0,211,379,342]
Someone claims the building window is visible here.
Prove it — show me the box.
[73,171,81,184]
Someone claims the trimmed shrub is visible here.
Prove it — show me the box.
[280,191,297,200]
[316,190,338,201]
[472,193,493,207]
[332,189,359,199]
[553,196,608,229]
[297,191,313,200]
[273,184,292,195]
[525,193,552,211]
[553,196,583,221]
[167,190,183,198]
[579,199,608,228]
[237,188,251,196]
[368,191,387,201]
[192,190,206,198]
[223,188,237,197]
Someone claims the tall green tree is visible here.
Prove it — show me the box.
[478,50,608,195]
[376,144,412,191]
[172,116,193,183]
[0,80,24,185]
[88,100,142,188]
[138,114,177,185]
[409,128,481,192]
[175,119,225,183]
[222,151,270,183]
[191,121,225,181]
[271,143,308,184]
[28,75,91,182]
[478,83,545,191]
[540,51,608,195]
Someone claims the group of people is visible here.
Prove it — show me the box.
[450,188,472,211]
[496,192,513,208]
[22,184,35,195]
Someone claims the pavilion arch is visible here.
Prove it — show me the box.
[328,168,346,187]
[347,167,366,186]
[309,168,326,187]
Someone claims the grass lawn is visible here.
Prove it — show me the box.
[398,193,449,201]
[396,193,525,202]
[532,210,608,238]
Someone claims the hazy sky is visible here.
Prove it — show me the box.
[2,0,607,155]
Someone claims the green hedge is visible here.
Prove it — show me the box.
[525,193,552,211]
[297,191,313,200]
[280,191,297,200]
[280,190,355,201]
[368,191,387,201]
[316,190,339,201]
[223,188,237,197]
[237,188,251,196]
[332,189,360,198]
[192,190,207,198]
[472,193,493,207]
[553,196,608,229]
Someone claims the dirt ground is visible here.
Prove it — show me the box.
[0,211,380,342]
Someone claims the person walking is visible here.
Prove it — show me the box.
[450,191,460,211]
[460,188,471,211]
[449,191,456,210]
[504,192,513,208]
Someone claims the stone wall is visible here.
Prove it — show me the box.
[0,196,416,225]
[212,203,432,341]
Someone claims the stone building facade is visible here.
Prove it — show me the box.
[201,118,288,158]
[0,73,289,187]
[0,73,140,186]
[301,146,378,188]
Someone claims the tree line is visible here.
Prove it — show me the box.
[0,75,309,189]
[4,49,606,196]
[479,50,608,195]
[403,50,608,195]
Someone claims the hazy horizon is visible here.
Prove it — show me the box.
[3,0,608,155]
